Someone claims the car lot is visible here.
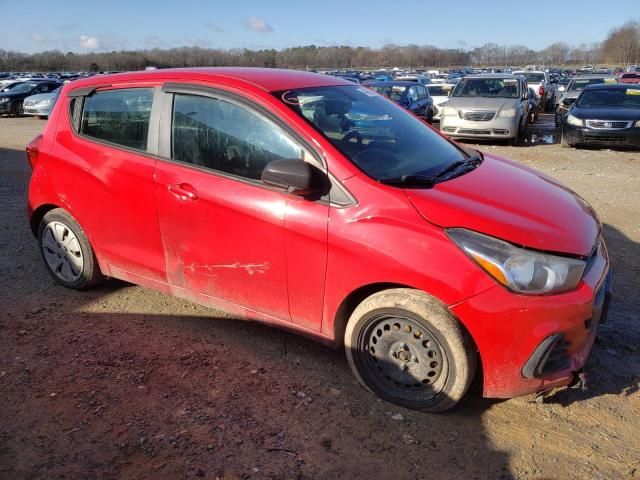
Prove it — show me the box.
[1,115,638,479]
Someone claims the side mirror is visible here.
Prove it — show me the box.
[261,159,328,197]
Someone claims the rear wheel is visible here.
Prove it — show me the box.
[344,289,476,412]
[38,209,104,289]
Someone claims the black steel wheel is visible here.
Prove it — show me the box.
[356,313,448,403]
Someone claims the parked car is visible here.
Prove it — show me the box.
[365,81,434,122]
[440,74,530,145]
[426,83,454,121]
[513,70,558,112]
[561,83,640,148]
[0,81,60,116]
[22,86,62,118]
[395,74,431,85]
[555,74,618,127]
[619,73,640,84]
[27,68,611,412]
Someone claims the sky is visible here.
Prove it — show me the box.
[0,0,637,54]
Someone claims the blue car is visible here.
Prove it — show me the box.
[363,81,434,123]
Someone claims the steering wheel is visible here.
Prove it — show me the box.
[341,130,363,145]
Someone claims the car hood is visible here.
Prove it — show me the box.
[446,96,518,111]
[24,92,55,102]
[431,95,449,105]
[561,90,580,100]
[404,154,599,256]
[572,106,640,121]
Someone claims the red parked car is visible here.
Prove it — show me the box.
[26,68,611,412]
[619,73,640,84]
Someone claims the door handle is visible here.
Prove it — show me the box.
[167,183,198,201]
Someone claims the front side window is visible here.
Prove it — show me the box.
[276,85,467,181]
[452,78,520,98]
[81,88,154,151]
[172,93,305,180]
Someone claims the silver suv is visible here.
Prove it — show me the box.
[440,74,530,145]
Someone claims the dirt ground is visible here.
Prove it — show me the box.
[0,115,638,480]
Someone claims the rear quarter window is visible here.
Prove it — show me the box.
[80,88,154,151]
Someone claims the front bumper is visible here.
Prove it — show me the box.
[440,114,518,139]
[23,104,52,116]
[451,239,611,398]
[563,123,640,147]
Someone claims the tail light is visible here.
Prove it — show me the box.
[26,134,43,169]
[538,85,545,97]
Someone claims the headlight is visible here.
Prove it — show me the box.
[448,228,586,294]
[635,120,640,128]
[499,108,517,118]
[442,106,457,116]
[0,98,9,103]
[566,114,583,127]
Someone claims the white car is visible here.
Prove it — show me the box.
[426,83,455,120]
[512,70,558,111]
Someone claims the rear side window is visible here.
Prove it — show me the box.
[172,93,304,180]
[81,88,154,151]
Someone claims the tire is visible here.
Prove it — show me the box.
[555,111,562,128]
[11,101,23,117]
[344,288,477,413]
[560,131,573,148]
[37,208,104,289]
[509,119,524,146]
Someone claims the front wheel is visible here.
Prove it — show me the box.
[344,289,477,412]
[11,101,23,117]
[38,208,105,289]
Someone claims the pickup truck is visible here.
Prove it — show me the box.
[513,70,559,112]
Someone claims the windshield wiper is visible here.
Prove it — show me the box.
[379,154,483,188]
[379,173,438,187]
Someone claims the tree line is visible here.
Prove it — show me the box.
[1,21,638,72]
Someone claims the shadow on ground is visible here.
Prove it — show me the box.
[0,144,514,479]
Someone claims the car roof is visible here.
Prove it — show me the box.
[464,73,521,79]
[364,81,418,87]
[583,83,639,90]
[572,74,618,79]
[66,67,352,93]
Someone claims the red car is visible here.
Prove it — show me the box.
[26,68,611,412]
[619,73,640,84]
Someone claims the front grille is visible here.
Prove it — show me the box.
[584,134,628,144]
[457,128,509,136]
[460,110,495,121]
[585,120,632,129]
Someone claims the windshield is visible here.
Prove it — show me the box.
[568,78,606,91]
[275,85,466,181]
[427,85,451,96]
[367,85,407,102]
[521,73,545,83]
[452,78,520,98]
[577,88,640,108]
[6,82,37,94]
